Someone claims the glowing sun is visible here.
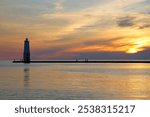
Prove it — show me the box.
[127,48,138,54]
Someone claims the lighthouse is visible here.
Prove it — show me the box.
[23,38,30,63]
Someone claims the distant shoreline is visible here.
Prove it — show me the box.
[13,60,150,63]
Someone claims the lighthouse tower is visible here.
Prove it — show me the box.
[23,38,30,63]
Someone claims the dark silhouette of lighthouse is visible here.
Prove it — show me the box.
[23,38,30,63]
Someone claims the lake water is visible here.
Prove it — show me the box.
[0,60,150,100]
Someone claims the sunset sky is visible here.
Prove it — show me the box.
[0,0,150,60]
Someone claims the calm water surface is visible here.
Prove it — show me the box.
[0,60,150,100]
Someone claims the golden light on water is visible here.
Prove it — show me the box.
[20,63,150,99]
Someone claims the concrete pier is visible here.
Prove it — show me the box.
[13,60,150,63]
